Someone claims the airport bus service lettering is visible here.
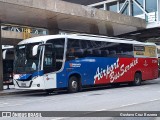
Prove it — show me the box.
[94,58,138,83]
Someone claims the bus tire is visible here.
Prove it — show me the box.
[133,72,142,86]
[46,89,53,94]
[68,76,79,93]
[111,83,120,88]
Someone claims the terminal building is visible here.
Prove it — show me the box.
[0,0,160,90]
[65,0,160,43]
[1,0,160,43]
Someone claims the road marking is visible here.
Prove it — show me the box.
[125,86,150,91]
[118,98,160,108]
[113,98,160,110]
[95,109,106,111]
[95,98,160,111]
[51,117,68,120]
[0,102,9,105]
[0,103,25,108]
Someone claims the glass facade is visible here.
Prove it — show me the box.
[132,0,143,16]
[146,0,157,12]
[90,0,159,23]
[95,4,104,9]
[108,2,117,12]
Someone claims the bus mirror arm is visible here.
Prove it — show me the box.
[3,50,7,59]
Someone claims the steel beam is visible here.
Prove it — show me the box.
[128,0,132,16]
[117,0,120,13]
[132,0,149,16]
[119,0,128,13]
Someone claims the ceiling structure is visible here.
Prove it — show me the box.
[117,27,160,42]
[0,0,146,38]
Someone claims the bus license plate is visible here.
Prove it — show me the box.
[21,83,26,87]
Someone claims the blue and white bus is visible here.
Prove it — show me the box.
[13,34,158,92]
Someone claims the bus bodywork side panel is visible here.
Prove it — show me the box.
[14,57,158,89]
[56,57,158,88]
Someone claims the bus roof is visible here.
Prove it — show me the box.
[18,34,156,46]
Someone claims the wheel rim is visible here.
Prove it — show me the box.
[135,76,140,84]
[72,80,78,90]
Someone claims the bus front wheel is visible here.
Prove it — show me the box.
[68,76,79,93]
[133,73,142,86]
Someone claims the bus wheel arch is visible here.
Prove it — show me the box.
[68,73,82,93]
[133,71,142,86]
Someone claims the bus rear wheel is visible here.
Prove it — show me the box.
[68,76,79,93]
[133,73,142,86]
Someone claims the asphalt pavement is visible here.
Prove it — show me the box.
[0,79,160,120]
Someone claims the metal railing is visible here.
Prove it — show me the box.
[1,24,48,39]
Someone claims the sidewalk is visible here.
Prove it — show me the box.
[0,85,43,96]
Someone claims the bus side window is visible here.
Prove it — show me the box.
[67,39,81,60]
[46,39,65,71]
[74,49,84,58]
[43,45,54,74]
[93,50,101,57]
[66,48,75,60]
[44,56,52,66]
[101,50,109,57]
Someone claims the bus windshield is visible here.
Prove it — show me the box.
[14,43,42,74]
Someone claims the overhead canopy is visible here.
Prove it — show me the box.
[117,27,160,42]
[0,0,146,36]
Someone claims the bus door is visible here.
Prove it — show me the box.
[43,44,57,89]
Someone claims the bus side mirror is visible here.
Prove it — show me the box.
[32,45,39,56]
[2,50,7,59]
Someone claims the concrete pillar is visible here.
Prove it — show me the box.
[0,22,3,91]
[105,23,114,37]
[89,24,99,35]
[157,0,160,22]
